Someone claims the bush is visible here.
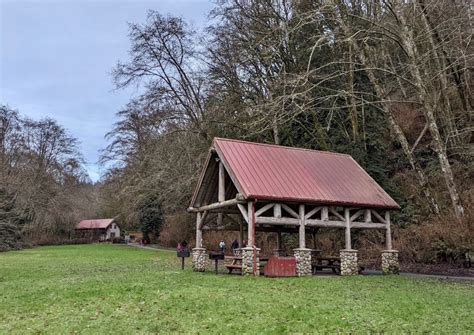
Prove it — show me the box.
[0,221,27,252]
[112,237,126,244]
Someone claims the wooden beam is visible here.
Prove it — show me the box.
[305,206,322,220]
[306,220,345,228]
[218,162,225,202]
[321,206,329,220]
[237,203,248,223]
[204,226,299,234]
[305,220,387,229]
[199,211,209,229]
[255,203,275,217]
[299,204,306,248]
[385,211,392,250]
[371,210,387,224]
[364,209,371,222]
[207,208,240,214]
[274,204,282,218]
[350,210,364,222]
[281,204,299,218]
[351,222,387,229]
[330,207,345,221]
[255,217,299,225]
[345,208,351,249]
[188,194,245,213]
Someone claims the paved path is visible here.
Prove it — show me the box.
[124,243,173,252]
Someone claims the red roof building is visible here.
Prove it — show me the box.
[188,138,401,277]
[191,138,399,209]
[75,218,120,241]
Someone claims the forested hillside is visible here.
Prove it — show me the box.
[0,106,97,250]
[1,1,472,269]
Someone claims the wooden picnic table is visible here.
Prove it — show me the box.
[312,256,341,274]
[225,256,269,274]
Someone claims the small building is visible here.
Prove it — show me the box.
[75,218,121,241]
[124,231,143,242]
[188,138,400,276]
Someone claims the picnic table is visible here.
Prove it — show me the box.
[312,256,341,274]
[225,256,269,274]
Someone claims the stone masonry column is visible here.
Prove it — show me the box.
[294,248,312,276]
[192,248,207,272]
[381,250,399,274]
[242,247,260,276]
[340,249,358,276]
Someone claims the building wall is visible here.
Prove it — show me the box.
[106,223,121,240]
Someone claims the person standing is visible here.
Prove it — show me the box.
[231,239,239,255]
[219,240,225,254]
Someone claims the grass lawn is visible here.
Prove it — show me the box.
[0,244,473,334]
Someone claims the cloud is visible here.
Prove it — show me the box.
[1,0,213,181]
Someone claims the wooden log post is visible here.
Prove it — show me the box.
[242,201,260,275]
[294,204,311,276]
[196,212,202,248]
[247,202,254,247]
[217,162,225,226]
[218,162,225,202]
[239,221,243,247]
[344,208,351,250]
[192,212,206,272]
[299,204,306,248]
[385,211,392,250]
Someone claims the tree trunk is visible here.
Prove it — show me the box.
[396,6,464,219]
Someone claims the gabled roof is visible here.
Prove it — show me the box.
[75,219,115,230]
[191,138,399,209]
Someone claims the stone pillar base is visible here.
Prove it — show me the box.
[294,248,312,276]
[192,248,207,272]
[242,247,260,276]
[340,249,358,276]
[382,250,399,274]
[273,249,285,257]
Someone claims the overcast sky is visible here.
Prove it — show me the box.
[0,0,212,181]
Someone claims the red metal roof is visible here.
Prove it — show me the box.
[214,138,399,209]
[75,219,115,230]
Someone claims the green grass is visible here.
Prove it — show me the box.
[0,245,472,334]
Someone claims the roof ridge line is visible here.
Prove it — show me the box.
[214,137,351,158]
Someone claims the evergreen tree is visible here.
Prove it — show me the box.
[138,195,164,243]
